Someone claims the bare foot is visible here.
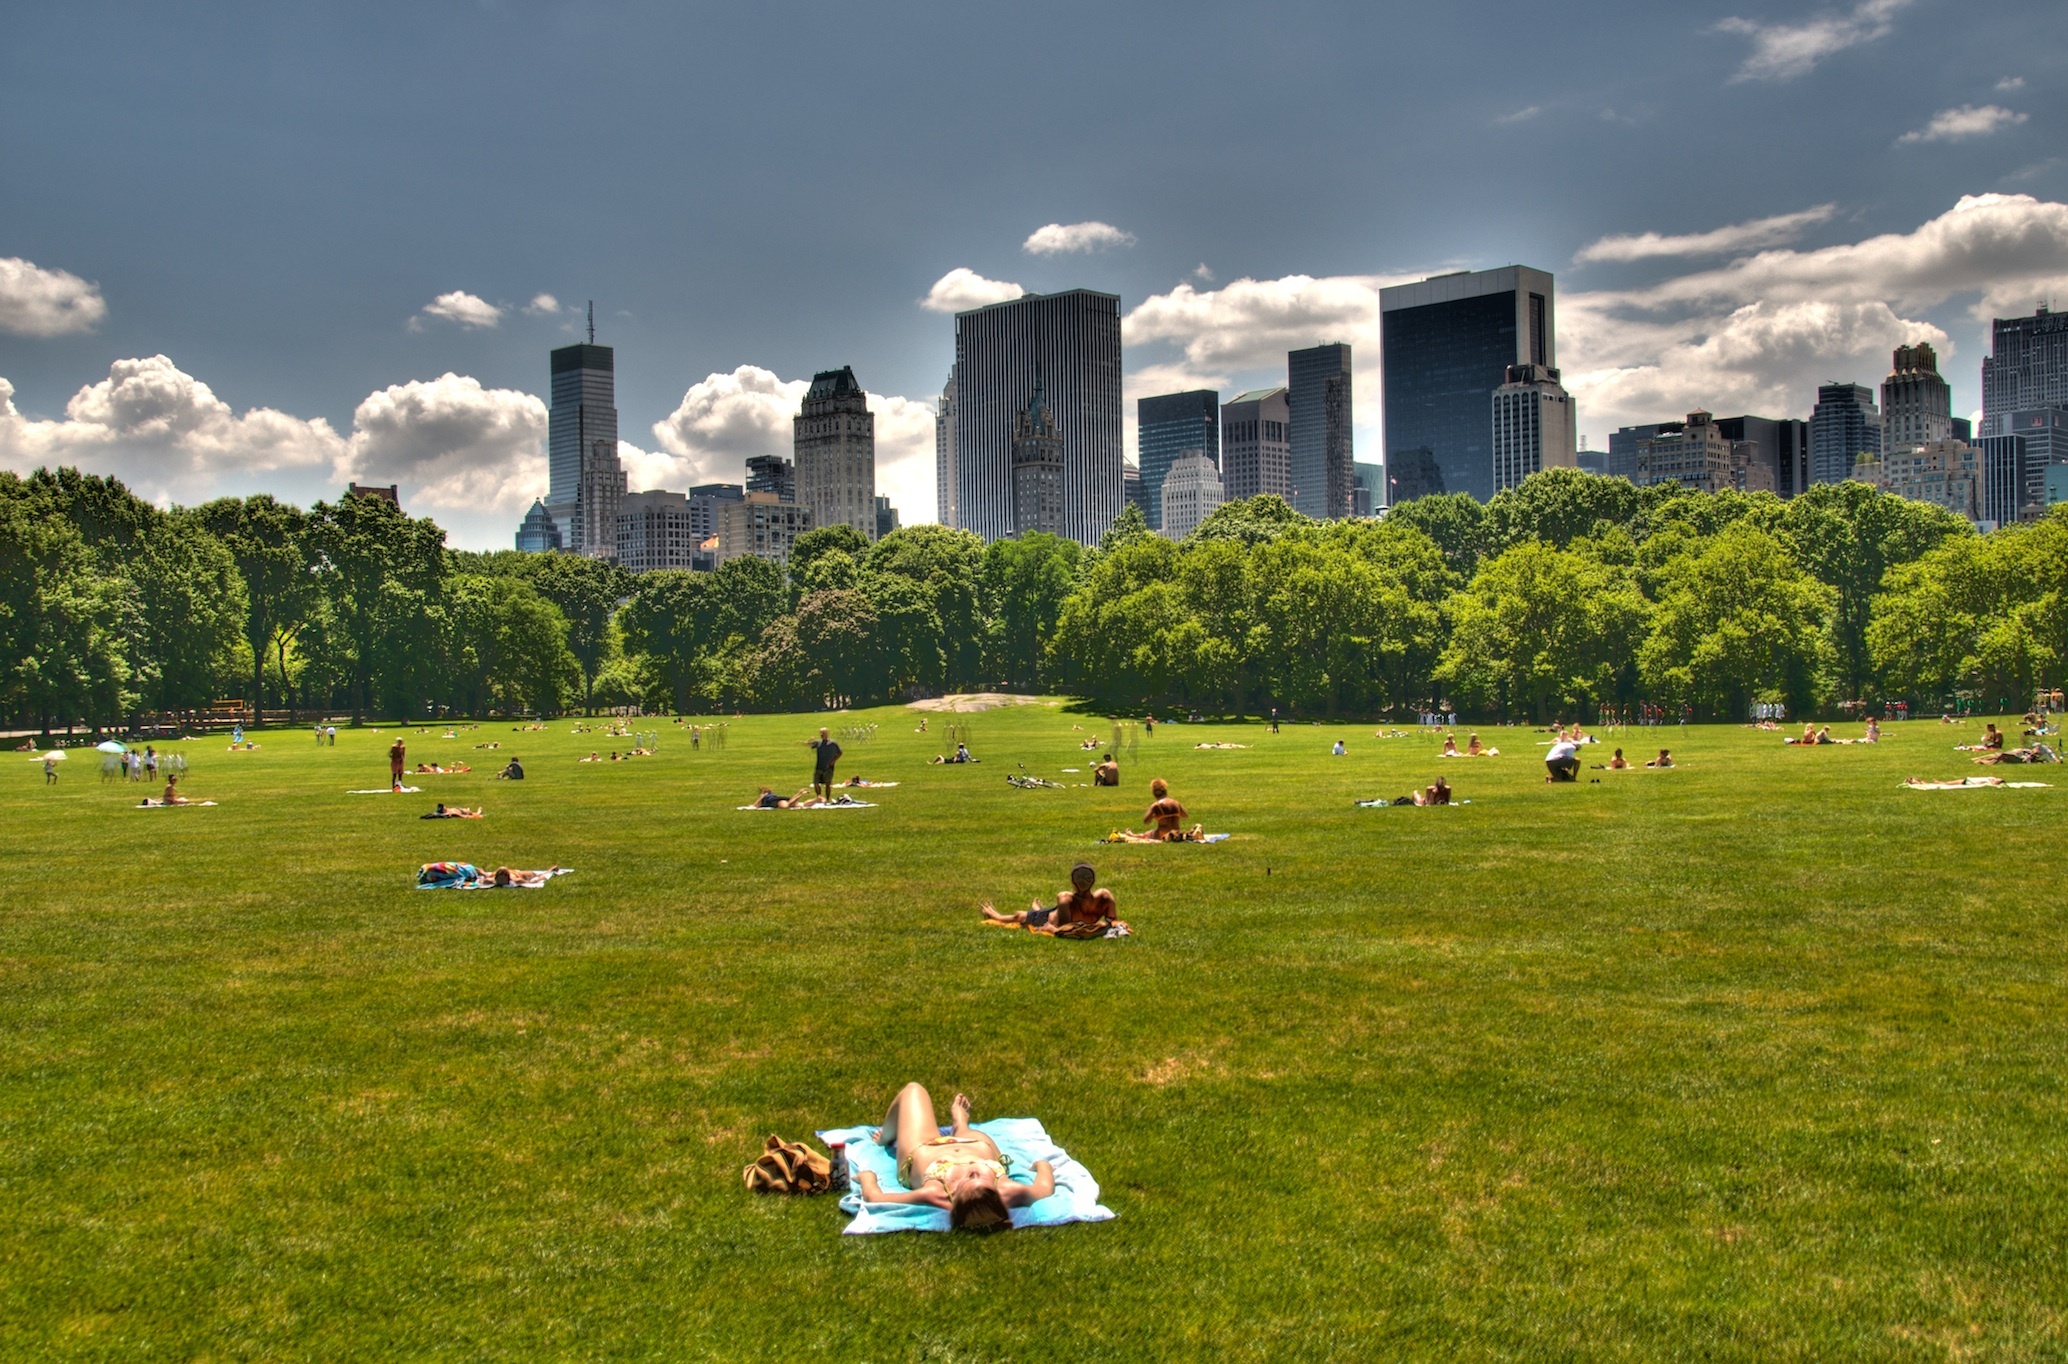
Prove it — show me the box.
[951,1093,972,1125]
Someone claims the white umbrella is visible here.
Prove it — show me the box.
[96,740,127,754]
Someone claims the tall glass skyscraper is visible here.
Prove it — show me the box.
[1136,389,1219,530]
[1809,383,1882,485]
[1380,266,1555,503]
[1288,343,1353,519]
[546,341,622,558]
[951,289,1123,545]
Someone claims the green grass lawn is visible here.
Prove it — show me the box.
[3,705,2065,1360]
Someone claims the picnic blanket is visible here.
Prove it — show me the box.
[813,1118,1116,1236]
[136,799,217,807]
[734,799,876,811]
[1902,777,2051,790]
[1097,832,1231,844]
[349,786,423,794]
[414,863,574,889]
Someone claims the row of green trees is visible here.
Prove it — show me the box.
[5,464,2063,732]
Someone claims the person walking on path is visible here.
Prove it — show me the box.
[808,726,842,802]
[389,737,407,791]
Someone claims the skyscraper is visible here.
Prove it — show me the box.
[1882,342,1953,450]
[1635,412,1770,495]
[793,366,876,540]
[951,289,1123,545]
[1352,461,1384,516]
[1979,433,2027,528]
[1011,377,1065,538]
[1159,451,1225,539]
[616,490,700,573]
[1489,363,1576,493]
[1380,266,1556,503]
[1288,343,1353,519]
[546,337,623,559]
[1714,415,1810,498]
[745,454,795,503]
[935,374,957,528]
[1982,305,2068,428]
[1810,383,1883,485]
[515,499,562,553]
[1136,389,1219,531]
[1219,388,1290,502]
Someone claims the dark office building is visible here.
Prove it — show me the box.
[951,289,1124,545]
[745,454,795,503]
[1137,389,1219,531]
[1982,306,2068,427]
[1380,266,1556,503]
[1220,388,1290,502]
[1809,383,1882,485]
[1714,415,1811,498]
[1608,423,1676,481]
[546,340,623,558]
[1352,461,1384,517]
[1384,448,1445,505]
[1980,434,2027,527]
[1288,343,1353,519]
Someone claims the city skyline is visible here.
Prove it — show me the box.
[2,3,2066,547]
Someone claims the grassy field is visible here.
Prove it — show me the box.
[2,703,2065,1360]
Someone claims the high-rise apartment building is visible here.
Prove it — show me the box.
[1857,439,1980,522]
[1159,451,1225,539]
[1288,343,1353,519]
[935,374,957,528]
[1882,342,1954,450]
[1490,363,1576,493]
[745,454,795,504]
[1714,416,1811,498]
[516,499,562,553]
[1608,422,1674,481]
[1137,390,1219,531]
[950,289,1123,545]
[1381,266,1556,503]
[546,340,623,558]
[793,366,876,540]
[1635,411,1768,494]
[1810,383,1883,485]
[1011,379,1066,538]
[616,490,701,573]
[1982,306,2068,429]
[1219,388,1290,502]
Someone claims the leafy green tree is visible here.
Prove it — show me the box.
[789,524,871,594]
[1098,502,1155,551]
[0,485,140,733]
[188,496,314,717]
[1188,494,1306,547]
[449,574,577,715]
[795,587,882,705]
[866,525,986,688]
[1869,511,2068,705]
[1639,523,1833,718]
[135,517,248,713]
[1779,481,1967,701]
[1437,540,1645,721]
[1381,493,1489,575]
[523,553,631,713]
[1483,468,1645,553]
[307,494,450,721]
[619,570,714,712]
[981,532,1083,688]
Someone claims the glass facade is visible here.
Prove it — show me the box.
[1288,344,1352,519]
[1809,383,1882,485]
[1381,291,1519,503]
[547,343,619,557]
[1136,389,1219,531]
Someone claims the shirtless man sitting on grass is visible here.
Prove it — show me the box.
[856,1085,1055,1230]
[982,862,1117,935]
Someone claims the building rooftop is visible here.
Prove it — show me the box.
[1225,387,1288,405]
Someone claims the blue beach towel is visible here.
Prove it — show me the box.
[813,1118,1116,1235]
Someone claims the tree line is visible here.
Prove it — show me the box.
[4,464,2062,734]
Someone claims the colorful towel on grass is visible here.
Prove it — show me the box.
[135,799,217,807]
[1095,832,1231,844]
[733,799,876,811]
[1902,777,2051,790]
[349,786,423,794]
[414,862,573,889]
[1355,798,1473,807]
[812,1119,1116,1236]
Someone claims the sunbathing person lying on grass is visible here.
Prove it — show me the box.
[981,862,1121,936]
[413,761,472,773]
[421,803,484,819]
[855,1085,1055,1231]
[139,778,196,806]
[1971,743,2060,765]
[929,744,978,764]
[1413,777,1453,805]
[1956,724,2007,752]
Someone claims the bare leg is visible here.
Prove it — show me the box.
[873,1083,940,1186]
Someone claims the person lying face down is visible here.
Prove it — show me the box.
[982,863,1116,933]
[855,1085,1055,1230]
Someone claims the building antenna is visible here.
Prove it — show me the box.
[587,300,595,344]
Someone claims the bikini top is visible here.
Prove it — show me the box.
[917,1136,1009,1185]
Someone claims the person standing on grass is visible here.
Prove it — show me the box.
[43,755,58,785]
[808,726,842,802]
[389,736,407,790]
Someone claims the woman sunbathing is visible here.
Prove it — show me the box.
[422,803,484,819]
[1646,749,1675,768]
[855,1085,1055,1230]
[1955,724,2006,752]
[982,863,1118,935]
[1411,777,1452,806]
[1143,778,1190,840]
[1607,747,1630,769]
[490,866,561,887]
[1440,733,1459,756]
[1465,733,1497,756]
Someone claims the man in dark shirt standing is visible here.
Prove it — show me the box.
[808,726,842,803]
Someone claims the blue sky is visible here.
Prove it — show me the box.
[3,0,2065,547]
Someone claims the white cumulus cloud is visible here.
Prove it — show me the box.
[1022,221,1137,255]
[1716,0,1912,82]
[525,293,561,315]
[417,290,503,329]
[1899,105,2030,145]
[920,268,1025,314]
[1997,76,2026,92]
[1574,205,1838,263]
[1493,106,1542,126]
[0,356,344,504]
[339,373,547,528]
[0,257,108,337]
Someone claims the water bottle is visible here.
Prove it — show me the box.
[827,1141,849,1193]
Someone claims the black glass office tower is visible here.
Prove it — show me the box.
[1136,390,1219,531]
[547,342,621,558]
[1380,267,1555,503]
[1809,383,1882,486]
[1289,344,1353,519]
[952,289,1123,545]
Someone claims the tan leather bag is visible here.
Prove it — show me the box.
[742,1134,834,1195]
